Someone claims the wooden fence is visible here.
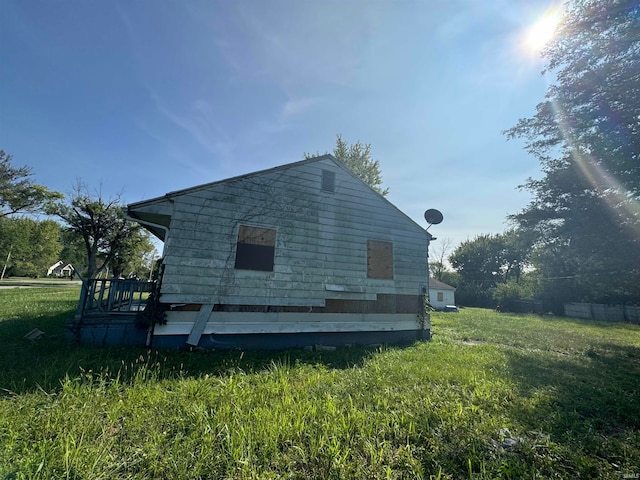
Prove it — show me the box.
[564,302,640,324]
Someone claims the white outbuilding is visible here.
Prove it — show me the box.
[428,278,456,310]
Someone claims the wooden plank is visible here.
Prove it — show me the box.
[161,293,328,306]
[186,304,214,347]
[160,289,379,305]
[156,312,426,336]
[325,284,366,293]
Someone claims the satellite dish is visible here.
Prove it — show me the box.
[424,208,443,226]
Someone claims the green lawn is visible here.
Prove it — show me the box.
[1,289,638,479]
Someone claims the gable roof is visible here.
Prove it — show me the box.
[128,155,429,238]
[47,261,74,276]
[429,278,456,291]
[47,261,64,275]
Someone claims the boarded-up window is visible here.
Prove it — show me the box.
[235,225,276,271]
[437,292,444,302]
[321,170,336,193]
[367,240,393,279]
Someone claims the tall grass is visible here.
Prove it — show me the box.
[1,290,639,478]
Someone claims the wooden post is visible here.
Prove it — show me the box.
[187,304,215,347]
[0,246,12,280]
[74,279,89,320]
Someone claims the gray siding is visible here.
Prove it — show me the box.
[144,158,428,306]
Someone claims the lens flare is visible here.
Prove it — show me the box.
[549,99,640,238]
[523,6,563,54]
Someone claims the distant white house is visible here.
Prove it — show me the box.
[429,278,456,310]
[47,261,74,278]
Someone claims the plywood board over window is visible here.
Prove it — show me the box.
[235,225,276,271]
[367,240,393,279]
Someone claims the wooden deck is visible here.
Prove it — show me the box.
[67,279,156,346]
[78,278,155,316]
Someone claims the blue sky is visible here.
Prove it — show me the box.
[1,0,556,254]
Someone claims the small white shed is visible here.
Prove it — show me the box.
[127,155,432,349]
[429,278,456,310]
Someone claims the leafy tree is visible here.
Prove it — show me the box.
[0,150,62,217]
[449,234,504,307]
[428,261,446,281]
[449,231,532,307]
[0,217,62,277]
[49,184,142,279]
[438,270,460,290]
[505,0,640,304]
[305,134,389,196]
[108,228,157,279]
[493,278,538,311]
[59,229,88,275]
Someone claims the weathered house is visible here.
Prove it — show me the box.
[428,278,456,310]
[73,155,431,349]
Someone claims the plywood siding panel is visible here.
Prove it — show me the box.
[367,240,394,279]
[160,294,327,306]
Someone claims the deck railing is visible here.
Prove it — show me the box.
[77,279,156,317]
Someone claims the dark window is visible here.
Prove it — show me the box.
[367,240,393,279]
[321,170,336,193]
[437,292,444,302]
[235,225,276,271]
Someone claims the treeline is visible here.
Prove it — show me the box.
[434,0,640,313]
[1,150,157,280]
[0,216,156,279]
[436,228,638,315]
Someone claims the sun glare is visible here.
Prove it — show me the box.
[523,6,563,54]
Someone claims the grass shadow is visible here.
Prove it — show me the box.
[553,314,640,331]
[0,304,392,396]
[502,341,640,472]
